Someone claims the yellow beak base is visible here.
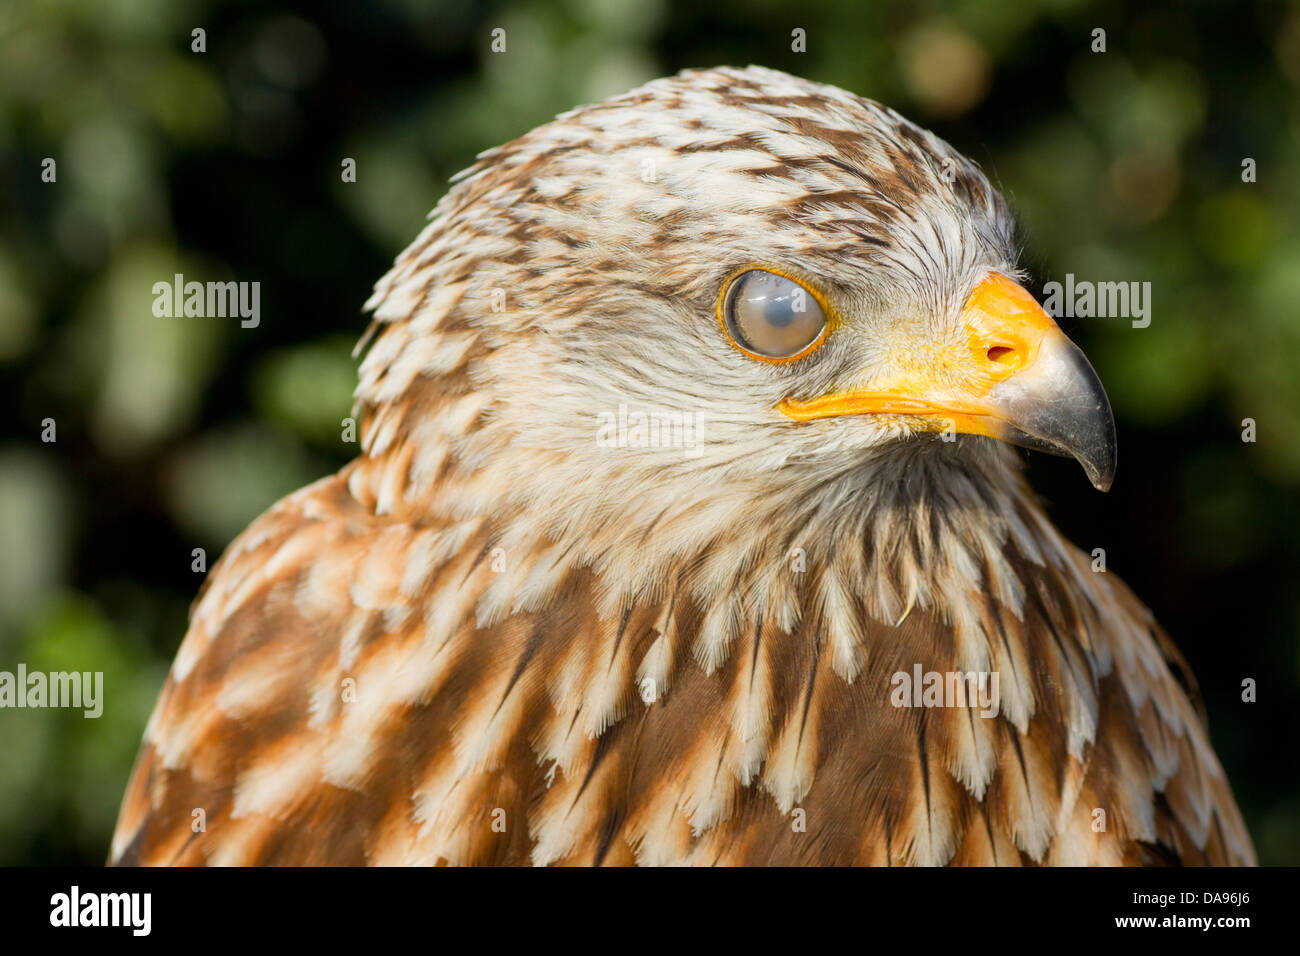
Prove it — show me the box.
[778,273,1117,490]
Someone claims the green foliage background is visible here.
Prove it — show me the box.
[1,0,1298,864]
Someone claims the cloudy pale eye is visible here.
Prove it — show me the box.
[724,270,827,359]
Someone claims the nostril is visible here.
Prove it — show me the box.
[986,345,1017,365]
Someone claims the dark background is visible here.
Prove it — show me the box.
[1,0,1297,865]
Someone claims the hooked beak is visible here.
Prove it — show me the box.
[777,273,1117,491]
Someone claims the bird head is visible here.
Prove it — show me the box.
[356,66,1116,616]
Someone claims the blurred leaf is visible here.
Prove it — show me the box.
[165,421,334,548]
[252,335,359,446]
[0,448,72,645]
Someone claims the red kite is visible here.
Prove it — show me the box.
[112,67,1253,866]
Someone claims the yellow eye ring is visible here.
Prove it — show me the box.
[716,266,835,363]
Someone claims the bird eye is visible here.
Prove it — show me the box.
[721,269,828,360]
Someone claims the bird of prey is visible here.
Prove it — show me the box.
[111,66,1254,866]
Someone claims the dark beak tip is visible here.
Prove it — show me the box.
[1089,467,1115,493]
[1080,420,1117,492]
[1087,412,1118,493]
[1078,422,1117,492]
[987,331,1118,493]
